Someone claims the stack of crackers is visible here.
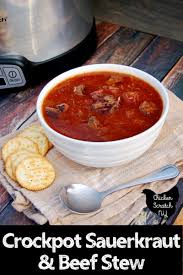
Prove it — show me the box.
[2,125,55,191]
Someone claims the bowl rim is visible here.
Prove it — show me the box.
[37,64,169,146]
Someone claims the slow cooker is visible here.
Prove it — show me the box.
[0,0,96,90]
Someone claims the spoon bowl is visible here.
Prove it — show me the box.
[60,184,103,213]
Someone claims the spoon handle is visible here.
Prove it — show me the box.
[101,164,180,198]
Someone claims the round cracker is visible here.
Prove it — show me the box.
[5,150,40,181]
[10,150,40,180]
[25,124,53,150]
[19,129,49,156]
[26,125,53,150]
[16,156,55,191]
[2,137,39,161]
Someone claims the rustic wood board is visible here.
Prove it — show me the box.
[163,56,183,100]
[94,0,183,42]
[0,21,183,225]
[132,37,183,80]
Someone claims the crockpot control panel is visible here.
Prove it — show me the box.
[0,64,26,89]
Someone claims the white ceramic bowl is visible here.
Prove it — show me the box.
[37,64,169,168]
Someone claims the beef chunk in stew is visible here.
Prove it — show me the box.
[46,103,69,118]
[139,101,158,115]
[90,89,104,100]
[91,87,120,100]
[122,91,140,104]
[92,101,109,113]
[103,95,116,104]
[110,96,121,113]
[73,84,85,96]
[45,107,60,118]
[56,103,69,112]
[92,94,120,114]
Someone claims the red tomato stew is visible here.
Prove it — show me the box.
[42,72,163,142]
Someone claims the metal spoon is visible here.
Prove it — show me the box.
[60,164,179,214]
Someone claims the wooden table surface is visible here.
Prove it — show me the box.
[94,0,183,42]
[0,22,183,225]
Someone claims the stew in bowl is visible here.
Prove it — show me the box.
[42,72,163,142]
[37,64,168,167]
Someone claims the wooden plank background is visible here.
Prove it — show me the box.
[0,22,183,224]
[94,0,183,42]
